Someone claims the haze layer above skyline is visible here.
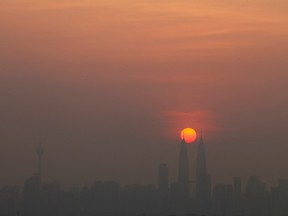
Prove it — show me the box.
[0,0,288,187]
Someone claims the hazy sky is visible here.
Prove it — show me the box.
[0,0,288,188]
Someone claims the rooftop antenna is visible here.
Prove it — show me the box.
[183,129,186,143]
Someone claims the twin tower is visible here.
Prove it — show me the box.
[179,135,211,202]
[158,134,211,210]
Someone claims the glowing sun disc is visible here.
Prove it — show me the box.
[180,128,197,143]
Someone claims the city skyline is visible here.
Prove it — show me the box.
[1,130,288,215]
[1,127,288,188]
[6,130,288,190]
[1,0,288,192]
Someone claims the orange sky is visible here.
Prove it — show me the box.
[0,0,288,186]
[1,0,288,62]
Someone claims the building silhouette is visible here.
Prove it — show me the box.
[271,179,288,215]
[3,131,288,216]
[178,137,190,200]
[233,176,242,213]
[213,183,233,215]
[244,176,269,215]
[196,134,211,213]
[0,186,19,216]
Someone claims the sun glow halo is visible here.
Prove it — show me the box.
[180,128,197,143]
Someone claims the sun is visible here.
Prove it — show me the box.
[180,128,197,143]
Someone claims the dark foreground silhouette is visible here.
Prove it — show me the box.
[2,137,287,216]
[1,174,288,216]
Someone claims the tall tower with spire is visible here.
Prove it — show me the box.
[36,138,44,185]
[178,136,190,199]
[196,133,211,211]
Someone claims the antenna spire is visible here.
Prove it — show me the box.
[182,129,186,143]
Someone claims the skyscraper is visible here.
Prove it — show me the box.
[178,137,190,199]
[158,163,169,195]
[196,134,211,211]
